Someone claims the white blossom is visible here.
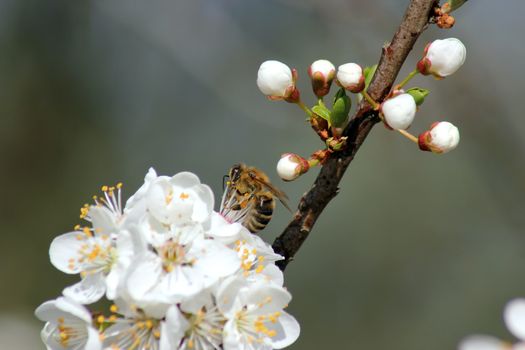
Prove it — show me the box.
[276,153,309,182]
[35,297,101,350]
[419,121,460,154]
[380,93,417,130]
[418,38,466,78]
[336,63,365,93]
[257,60,296,100]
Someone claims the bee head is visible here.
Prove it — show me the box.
[229,164,243,184]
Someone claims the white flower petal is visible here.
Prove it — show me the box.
[35,297,92,323]
[217,276,248,317]
[63,273,106,304]
[257,60,294,98]
[49,232,86,274]
[160,306,189,350]
[170,171,201,188]
[269,311,300,349]
[193,240,240,280]
[241,283,292,316]
[84,326,103,350]
[126,253,162,301]
[207,212,244,244]
[505,299,525,341]
[88,206,117,235]
[458,335,506,350]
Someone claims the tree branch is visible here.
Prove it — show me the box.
[272,0,438,270]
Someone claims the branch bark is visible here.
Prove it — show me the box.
[272,0,438,270]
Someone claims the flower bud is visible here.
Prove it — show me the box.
[276,153,309,181]
[336,63,365,93]
[308,59,336,98]
[380,93,417,130]
[417,38,466,78]
[257,60,299,102]
[418,121,460,154]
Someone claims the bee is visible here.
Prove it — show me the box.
[220,163,291,233]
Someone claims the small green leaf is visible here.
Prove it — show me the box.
[312,104,331,122]
[330,88,352,128]
[447,0,468,13]
[363,64,377,90]
[406,87,430,106]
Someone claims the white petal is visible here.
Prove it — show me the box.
[193,240,240,280]
[35,297,92,323]
[207,212,243,244]
[216,276,248,317]
[190,184,214,225]
[269,311,300,349]
[63,273,106,304]
[458,335,506,350]
[88,206,117,235]
[49,232,86,274]
[84,326,103,350]
[160,306,189,350]
[170,171,201,188]
[242,283,292,316]
[222,319,243,350]
[126,253,162,301]
[505,299,525,340]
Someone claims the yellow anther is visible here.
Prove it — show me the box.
[258,256,265,262]
[110,304,118,313]
[255,265,264,274]
[101,185,109,192]
[116,182,123,189]
[188,339,194,348]
[97,315,105,324]
[179,192,189,200]
[108,315,117,322]
[153,330,161,339]
[145,320,153,329]
[267,330,277,337]
[74,224,81,231]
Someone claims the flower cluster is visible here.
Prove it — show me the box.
[459,299,525,350]
[35,169,300,350]
[256,37,466,181]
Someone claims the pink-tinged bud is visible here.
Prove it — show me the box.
[380,93,417,130]
[276,153,309,181]
[257,60,299,102]
[308,59,336,98]
[417,38,466,78]
[418,121,460,154]
[336,63,365,93]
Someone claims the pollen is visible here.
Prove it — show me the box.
[179,192,190,200]
[110,304,118,313]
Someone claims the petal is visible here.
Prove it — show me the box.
[160,306,189,350]
[208,212,244,244]
[35,297,92,323]
[269,311,301,349]
[192,240,240,280]
[84,326,103,350]
[126,253,162,301]
[190,184,214,224]
[88,206,117,235]
[170,172,201,188]
[49,232,86,274]
[242,283,291,316]
[458,335,506,350]
[216,276,248,317]
[505,299,525,340]
[63,273,106,304]
[222,319,243,350]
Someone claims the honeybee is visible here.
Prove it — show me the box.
[220,163,291,233]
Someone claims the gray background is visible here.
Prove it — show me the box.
[1,0,524,349]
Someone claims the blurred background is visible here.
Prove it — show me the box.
[1,0,524,348]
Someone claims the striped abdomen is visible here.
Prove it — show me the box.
[244,194,275,233]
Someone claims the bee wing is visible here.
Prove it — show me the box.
[252,177,292,213]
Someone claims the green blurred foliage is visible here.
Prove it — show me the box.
[1,0,525,349]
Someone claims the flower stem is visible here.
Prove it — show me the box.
[397,129,418,144]
[360,90,380,110]
[308,158,320,167]
[396,69,419,89]
[296,100,313,117]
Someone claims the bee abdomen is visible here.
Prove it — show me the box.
[245,195,275,233]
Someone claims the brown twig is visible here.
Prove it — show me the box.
[272,0,439,270]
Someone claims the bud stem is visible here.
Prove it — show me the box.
[296,100,313,117]
[397,128,418,143]
[395,69,419,89]
[308,158,320,167]
[360,90,380,110]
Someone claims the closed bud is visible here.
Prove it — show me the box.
[418,121,460,154]
[417,38,466,78]
[308,59,336,98]
[257,60,299,102]
[276,153,309,181]
[380,93,417,130]
[336,63,365,93]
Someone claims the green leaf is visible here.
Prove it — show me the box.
[363,64,377,90]
[330,88,352,128]
[447,0,468,13]
[312,104,331,122]
[406,87,430,106]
